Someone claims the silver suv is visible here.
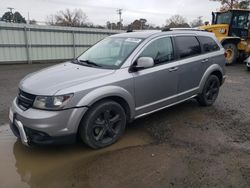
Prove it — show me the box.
[9,30,226,149]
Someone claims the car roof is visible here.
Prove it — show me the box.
[110,29,215,39]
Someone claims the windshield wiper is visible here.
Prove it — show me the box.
[78,59,102,67]
[71,59,80,64]
[71,59,102,67]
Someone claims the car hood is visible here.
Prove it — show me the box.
[19,62,115,95]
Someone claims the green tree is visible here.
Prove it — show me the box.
[1,11,13,22]
[127,18,148,30]
[1,11,26,23]
[210,0,250,10]
[13,12,26,23]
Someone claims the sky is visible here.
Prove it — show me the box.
[0,0,221,26]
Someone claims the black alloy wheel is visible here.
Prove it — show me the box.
[79,100,126,149]
[197,75,220,106]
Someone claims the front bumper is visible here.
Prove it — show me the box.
[9,98,88,146]
[12,120,29,146]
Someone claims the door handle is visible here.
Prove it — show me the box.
[168,67,179,72]
[201,59,209,63]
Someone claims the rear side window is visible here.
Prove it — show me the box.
[175,36,201,59]
[198,36,220,53]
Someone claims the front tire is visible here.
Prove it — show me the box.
[79,100,126,149]
[223,43,238,65]
[197,75,220,106]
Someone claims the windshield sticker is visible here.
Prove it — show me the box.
[125,38,142,43]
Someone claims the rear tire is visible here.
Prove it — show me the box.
[79,100,126,149]
[197,75,220,106]
[223,43,238,65]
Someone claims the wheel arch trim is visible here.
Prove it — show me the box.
[76,86,135,119]
[199,64,224,93]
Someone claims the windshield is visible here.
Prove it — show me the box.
[216,12,232,24]
[77,37,143,69]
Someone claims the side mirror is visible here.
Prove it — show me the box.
[129,57,154,72]
[137,57,154,69]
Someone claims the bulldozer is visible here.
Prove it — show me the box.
[201,9,250,65]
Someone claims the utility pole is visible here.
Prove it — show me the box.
[117,9,123,30]
[27,12,30,24]
[7,7,14,14]
[7,7,14,22]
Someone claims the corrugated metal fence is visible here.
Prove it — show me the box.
[0,22,121,64]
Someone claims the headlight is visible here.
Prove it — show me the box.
[33,94,73,110]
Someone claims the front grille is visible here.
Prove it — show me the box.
[17,90,36,111]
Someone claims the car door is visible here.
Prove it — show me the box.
[197,35,222,72]
[132,36,179,117]
[174,36,204,101]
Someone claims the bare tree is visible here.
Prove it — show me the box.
[46,14,56,25]
[210,0,250,10]
[46,9,87,27]
[166,15,190,28]
[190,16,204,28]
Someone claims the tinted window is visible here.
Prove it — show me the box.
[175,36,201,59]
[140,37,174,65]
[198,36,220,53]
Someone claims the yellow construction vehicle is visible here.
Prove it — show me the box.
[201,9,250,64]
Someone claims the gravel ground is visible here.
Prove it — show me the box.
[0,63,249,188]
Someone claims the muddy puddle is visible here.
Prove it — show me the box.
[0,124,153,188]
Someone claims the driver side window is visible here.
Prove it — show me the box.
[140,37,174,65]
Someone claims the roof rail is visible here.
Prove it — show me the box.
[161,27,171,32]
[126,29,133,33]
[170,28,206,32]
